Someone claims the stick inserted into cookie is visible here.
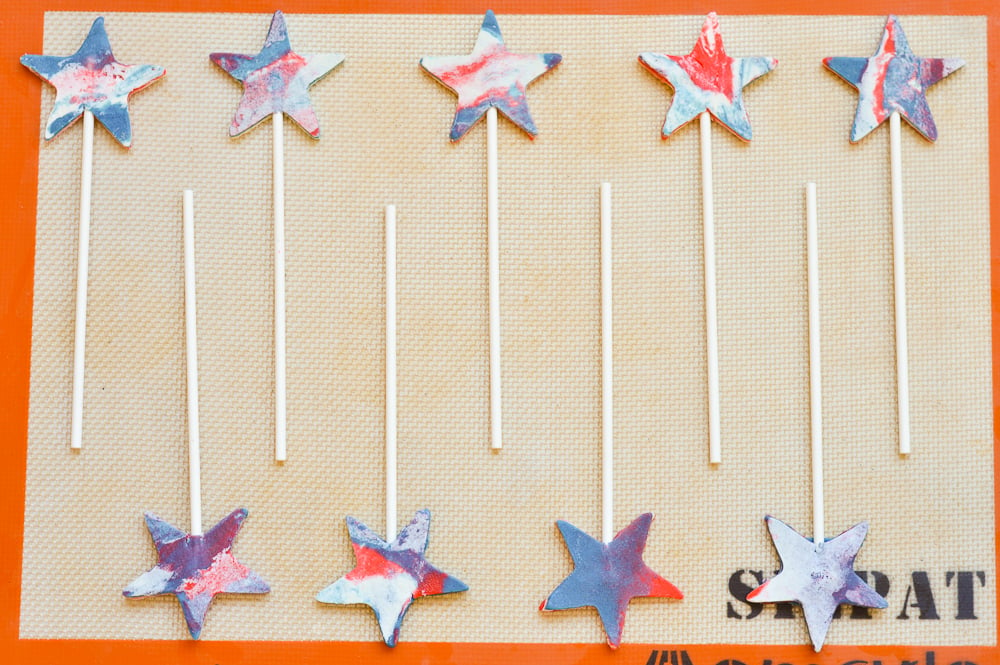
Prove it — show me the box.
[20,16,164,450]
[421,10,561,451]
[639,13,776,465]
[824,15,964,456]
[211,10,344,462]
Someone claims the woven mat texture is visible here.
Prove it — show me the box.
[21,12,993,645]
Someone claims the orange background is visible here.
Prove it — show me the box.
[1,1,997,663]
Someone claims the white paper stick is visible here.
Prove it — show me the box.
[487,106,502,451]
[183,190,203,536]
[385,205,398,539]
[700,111,721,465]
[70,109,94,450]
[274,111,288,462]
[806,183,823,545]
[600,183,613,545]
[889,111,911,456]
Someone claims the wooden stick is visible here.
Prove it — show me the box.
[385,205,398,539]
[806,182,823,544]
[601,183,613,544]
[700,111,721,465]
[890,111,911,456]
[183,190,203,536]
[70,109,94,450]
[274,111,288,462]
[487,106,502,451]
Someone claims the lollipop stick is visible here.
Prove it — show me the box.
[385,205,398,539]
[487,106,502,451]
[183,190,203,536]
[889,112,911,456]
[806,183,824,544]
[600,183,613,545]
[700,111,721,465]
[274,111,288,462]
[70,109,94,450]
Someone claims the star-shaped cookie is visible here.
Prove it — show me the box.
[317,509,468,647]
[639,12,776,141]
[540,513,682,648]
[210,10,344,138]
[824,15,964,142]
[746,516,887,651]
[20,16,164,147]
[420,10,562,140]
[123,508,270,639]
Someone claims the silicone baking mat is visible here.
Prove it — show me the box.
[2,2,997,664]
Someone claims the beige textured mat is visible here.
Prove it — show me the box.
[22,12,993,645]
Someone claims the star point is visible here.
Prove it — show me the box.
[210,10,344,138]
[746,515,887,651]
[20,16,165,147]
[639,12,776,141]
[824,15,964,142]
[540,513,682,649]
[420,10,562,141]
[317,509,468,647]
[123,508,270,640]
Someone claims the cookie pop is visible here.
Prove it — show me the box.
[824,16,964,455]
[745,184,887,651]
[316,206,468,646]
[21,17,164,450]
[639,13,776,465]
[540,185,682,648]
[123,192,269,639]
[211,10,344,462]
